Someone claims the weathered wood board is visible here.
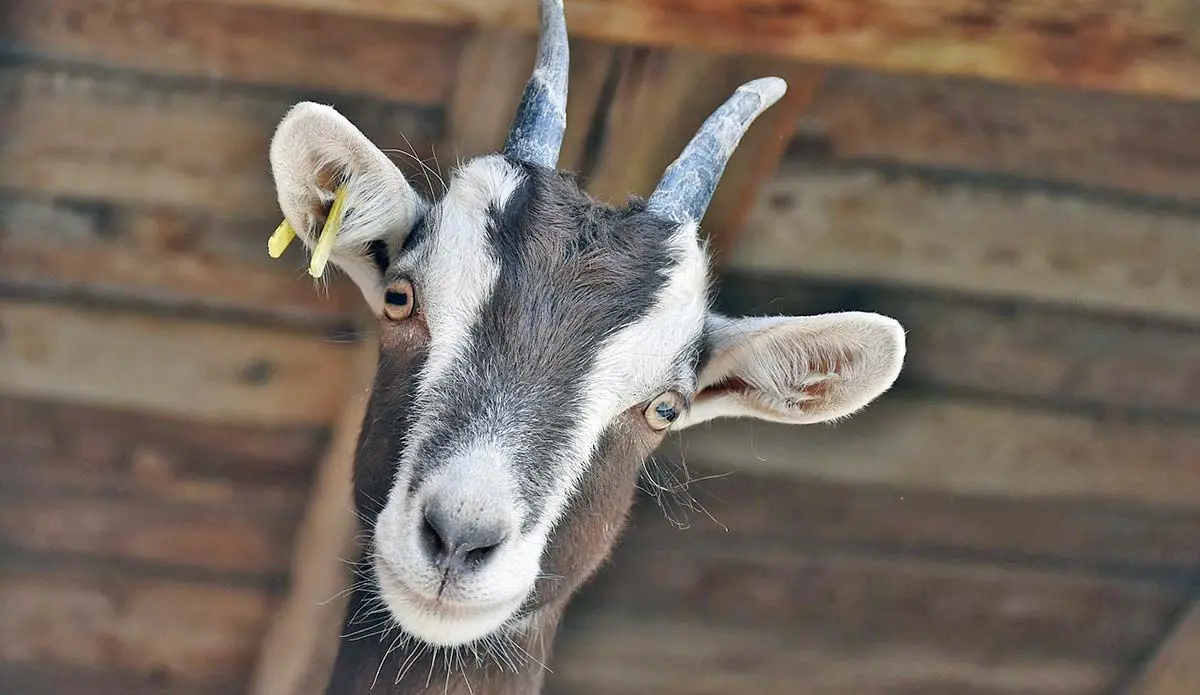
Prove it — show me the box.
[0,395,325,580]
[663,396,1200,509]
[617,465,1200,571]
[798,69,1200,203]
[0,193,360,327]
[194,0,1200,100]
[3,0,463,104]
[0,566,272,693]
[0,395,328,693]
[548,542,1182,695]
[0,63,441,218]
[734,162,1200,322]
[0,301,359,426]
[0,396,325,501]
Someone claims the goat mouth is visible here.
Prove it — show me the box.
[375,560,520,620]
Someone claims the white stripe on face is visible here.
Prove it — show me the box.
[395,154,526,420]
[531,220,711,535]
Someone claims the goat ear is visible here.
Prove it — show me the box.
[269,102,425,316]
[672,311,905,430]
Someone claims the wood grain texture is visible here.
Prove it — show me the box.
[550,509,1186,693]
[619,467,1200,570]
[196,0,1200,99]
[690,61,824,261]
[714,273,1200,417]
[0,395,325,581]
[0,663,230,695]
[0,194,360,327]
[0,396,325,502]
[547,613,1135,695]
[0,567,271,692]
[1125,600,1200,694]
[0,64,441,218]
[798,69,1200,203]
[577,44,813,255]
[0,301,359,426]
[442,27,537,160]
[581,46,722,204]
[0,495,300,579]
[665,396,1200,509]
[247,344,376,695]
[572,547,1179,663]
[3,0,463,104]
[735,163,1200,321]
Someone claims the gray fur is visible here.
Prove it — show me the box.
[391,164,687,525]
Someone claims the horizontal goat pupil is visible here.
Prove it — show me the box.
[385,290,409,306]
[656,402,677,420]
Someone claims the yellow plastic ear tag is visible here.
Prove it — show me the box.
[308,184,349,279]
[267,219,296,259]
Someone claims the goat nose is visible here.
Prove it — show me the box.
[420,501,508,575]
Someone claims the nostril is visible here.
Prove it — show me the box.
[420,510,448,561]
[461,538,501,568]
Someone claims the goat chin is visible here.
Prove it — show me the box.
[373,559,529,647]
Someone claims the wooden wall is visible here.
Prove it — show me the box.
[1,1,1198,695]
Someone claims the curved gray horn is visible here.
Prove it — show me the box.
[646,77,787,225]
[502,0,570,168]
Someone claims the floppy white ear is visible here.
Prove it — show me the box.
[269,101,426,316]
[673,311,906,429]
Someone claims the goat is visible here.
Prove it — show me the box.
[266,1,905,692]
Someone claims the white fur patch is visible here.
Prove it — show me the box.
[396,155,524,413]
[533,220,710,534]
[371,156,539,646]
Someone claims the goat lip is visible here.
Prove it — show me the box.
[377,563,512,617]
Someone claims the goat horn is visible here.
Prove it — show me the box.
[646,77,787,225]
[502,0,570,168]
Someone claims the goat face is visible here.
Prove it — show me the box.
[268,0,905,652]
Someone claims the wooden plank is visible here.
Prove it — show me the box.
[0,567,271,692]
[0,63,442,218]
[798,69,1200,203]
[0,301,359,426]
[577,46,813,255]
[0,194,361,327]
[442,27,537,161]
[197,0,1200,100]
[556,39,621,175]
[1124,600,1200,694]
[665,396,1200,509]
[0,663,227,695]
[621,467,1200,570]
[581,46,723,204]
[247,344,376,695]
[3,0,463,105]
[0,395,325,503]
[548,617,1110,695]
[0,494,301,579]
[714,273,1200,418]
[685,60,823,261]
[570,545,1179,663]
[734,162,1200,322]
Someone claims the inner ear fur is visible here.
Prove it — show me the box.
[269,102,426,313]
[676,311,906,429]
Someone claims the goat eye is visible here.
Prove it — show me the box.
[644,392,684,431]
[383,279,414,321]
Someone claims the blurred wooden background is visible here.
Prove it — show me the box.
[1,1,1199,694]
